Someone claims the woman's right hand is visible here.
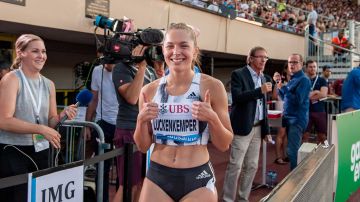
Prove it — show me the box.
[38,125,61,149]
[138,93,158,123]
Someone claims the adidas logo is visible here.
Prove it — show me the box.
[196,170,211,180]
[186,92,198,99]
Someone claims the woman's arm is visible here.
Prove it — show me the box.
[194,77,233,152]
[134,83,157,153]
[48,81,77,128]
[0,73,39,134]
[0,73,61,148]
[48,81,60,128]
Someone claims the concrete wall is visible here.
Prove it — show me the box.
[0,0,305,60]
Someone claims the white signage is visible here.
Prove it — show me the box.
[28,165,84,202]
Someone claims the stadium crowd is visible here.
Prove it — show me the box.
[181,0,360,34]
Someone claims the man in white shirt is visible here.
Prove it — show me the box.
[85,58,118,202]
[307,2,318,37]
[307,2,318,55]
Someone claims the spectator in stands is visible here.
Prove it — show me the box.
[297,10,306,22]
[238,0,249,18]
[207,0,222,13]
[317,20,326,33]
[264,10,275,26]
[112,42,157,201]
[286,17,297,32]
[276,53,311,170]
[181,0,193,5]
[244,6,255,21]
[0,34,77,201]
[296,20,306,34]
[307,2,318,38]
[181,0,360,33]
[192,0,207,8]
[341,66,360,112]
[85,54,118,202]
[0,60,11,80]
[223,46,272,202]
[332,30,353,58]
[303,60,328,144]
[307,2,318,56]
[277,0,286,12]
[225,0,235,9]
[134,22,233,202]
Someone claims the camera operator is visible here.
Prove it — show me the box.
[112,44,157,202]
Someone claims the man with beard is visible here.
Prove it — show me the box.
[303,60,328,144]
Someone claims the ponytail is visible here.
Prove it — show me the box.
[11,57,21,70]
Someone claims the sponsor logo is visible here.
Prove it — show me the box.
[159,103,168,115]
[186,92,199,100]
[196,170,211,180]
[351,141,360,182]
[155,133,199,143]
[159,104,190,114]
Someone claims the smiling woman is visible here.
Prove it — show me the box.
[0,34,78,201]
[134,23,233,202]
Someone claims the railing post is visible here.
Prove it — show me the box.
[304,27,309,59]
[123,143,133,202]
[61,120,106,202]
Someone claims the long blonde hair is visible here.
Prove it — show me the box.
[166,23,201,69]
[11,34,44,69]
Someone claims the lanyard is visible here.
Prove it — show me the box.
[19,68,43,123]
[311,75,318,91]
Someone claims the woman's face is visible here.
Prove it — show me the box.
[20,40,47,71]
[163,29,196,71]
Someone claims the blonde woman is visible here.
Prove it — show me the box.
[134,23,233,201]
[0,34,77,201]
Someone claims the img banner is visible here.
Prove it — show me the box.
[28,161,83,202]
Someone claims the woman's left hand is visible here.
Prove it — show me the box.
[60,104,78,120]
[192,90,215,122]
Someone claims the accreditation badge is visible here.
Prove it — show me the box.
[33,134,49,152]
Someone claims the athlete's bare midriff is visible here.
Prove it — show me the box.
[150,144,209,168]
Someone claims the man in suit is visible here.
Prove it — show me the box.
[222,46,273,202]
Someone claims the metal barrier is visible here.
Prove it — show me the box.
[260,145,335,202]
[59,120,108,202]
[0,120,131,202]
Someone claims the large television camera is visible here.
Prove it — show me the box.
[94,15,164,64]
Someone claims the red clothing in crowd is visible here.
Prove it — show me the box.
[333,79,344,96]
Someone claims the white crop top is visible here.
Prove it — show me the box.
[151,73,209,146]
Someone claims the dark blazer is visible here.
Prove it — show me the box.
[230,66,270,139]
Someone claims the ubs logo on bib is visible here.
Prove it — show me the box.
[159,103,191,115]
